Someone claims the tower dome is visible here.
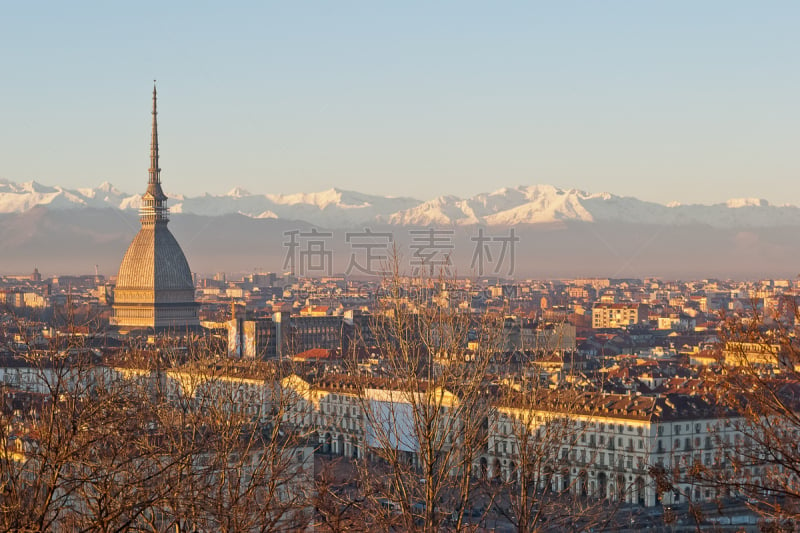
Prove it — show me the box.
[111,84,199,332]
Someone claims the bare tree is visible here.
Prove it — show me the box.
[644,301,800,531]
[0,310,317,532]
[331,268,501,532]
[0,335,173,531]
[693,306,800,528]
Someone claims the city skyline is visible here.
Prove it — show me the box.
[4,4,800,525]
[1,2,799,206]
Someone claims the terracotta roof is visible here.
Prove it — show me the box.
[294,348,335,360]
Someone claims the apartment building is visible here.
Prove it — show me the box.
[592,303,649,329]
[483,392,748,507]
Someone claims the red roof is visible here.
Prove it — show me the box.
[293,348,334,360]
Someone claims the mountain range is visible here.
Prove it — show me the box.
[1,179,797,229]
[2,179,799,278]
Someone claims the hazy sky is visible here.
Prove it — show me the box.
[1,2,798,205]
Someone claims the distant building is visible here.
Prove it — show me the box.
[722,341,789,370]
[291,314,342,353]
[592,303,648,329]
[299,305,330,317]
[228,311,289,359]
[111,85,199,332]
[22,292,47,309]
[249,272,276,287]
[657,313,695,331]
[0,290,24,308]
[227,310,342,359]
[500,316,576,352]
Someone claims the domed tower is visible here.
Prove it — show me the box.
[111,84,199,332]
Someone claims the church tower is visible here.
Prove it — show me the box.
[111,84,199,332]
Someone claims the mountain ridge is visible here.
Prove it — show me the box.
[2,208,798,279]
[0,179,792,229]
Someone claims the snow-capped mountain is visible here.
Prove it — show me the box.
[169,188,420,228]
[0,180,131,212]
[1,178,798,229]
[0,179,418,227]
[381,184,800,228]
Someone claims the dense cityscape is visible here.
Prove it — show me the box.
[4,4,800,532]
[3,254,800,530]
[2,89,798,532]
[2,88,798,532]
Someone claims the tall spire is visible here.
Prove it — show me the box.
[141,81,168,225]
[149,81,160,185]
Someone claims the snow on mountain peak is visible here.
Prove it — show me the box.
[23,180,58,194]
[595,192,613,201]
[97,181,119,193]
[0,179,798,229]
[726,198,768,208]
[226,187,251,198]
[264,188,344,208]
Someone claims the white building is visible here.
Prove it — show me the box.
[482,391,749,507]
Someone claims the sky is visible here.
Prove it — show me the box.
[1,1,798,206]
